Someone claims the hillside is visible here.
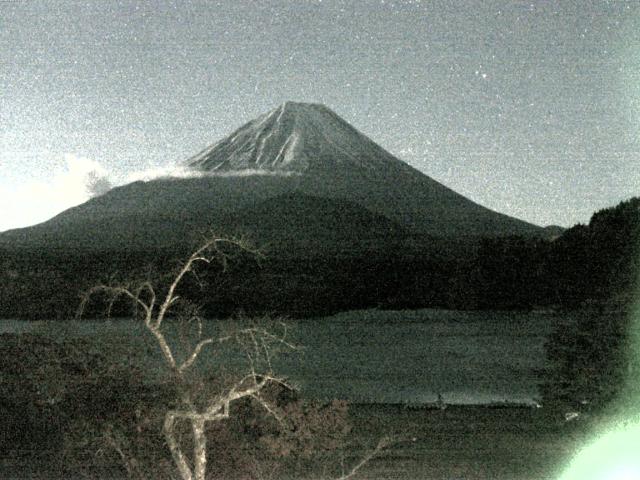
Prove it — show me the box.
[0,102,544,253]
[224,192,407,256]
[188,101,544,237]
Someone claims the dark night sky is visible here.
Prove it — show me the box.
[1,0,639,231]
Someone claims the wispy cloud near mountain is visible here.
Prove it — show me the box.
[0,155,300,232]
[125,166,299,183]
[0,154,111,232]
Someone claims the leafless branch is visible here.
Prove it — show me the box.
[251,392,286,427]
[178,338,214,373]
[77,284,153,324]
[335,437,391,480]
[78,234,300,480]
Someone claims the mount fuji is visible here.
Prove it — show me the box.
[0,102,543,251]
[186,101,542,236]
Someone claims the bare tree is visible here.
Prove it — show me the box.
[79,236,295,480]
[78,235,390,480]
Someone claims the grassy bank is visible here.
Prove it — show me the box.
[345,404,596,480]
[0,403,599,480]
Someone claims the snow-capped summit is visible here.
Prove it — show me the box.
[187,101,407,174]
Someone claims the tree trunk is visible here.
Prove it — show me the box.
[192,417,208,480]
[164,413,194,480]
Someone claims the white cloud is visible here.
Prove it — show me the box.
[0,154,112,232]
[125,166,300,182]
[0,157,298,232]
[124,165,201,182]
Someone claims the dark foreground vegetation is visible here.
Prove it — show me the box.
[1,197,638,320]
[1,198,637,404]
[0,332,361,479]
[0,331,601,480]
[0,308,637,479]
[0,197,638,478]
[0,329,606,480]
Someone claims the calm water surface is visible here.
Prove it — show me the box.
[0,309,556,404]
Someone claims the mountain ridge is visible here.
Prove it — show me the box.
[186,101,543,237]
[187,101,399,173]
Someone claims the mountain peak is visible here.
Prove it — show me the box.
[277,100,344,118]
[270,101,337,127]
[277,100,326,112]
[186,101,393,173]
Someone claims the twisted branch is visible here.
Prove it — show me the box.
[78,234,294,480]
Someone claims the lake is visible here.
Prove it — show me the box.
[0,308,556,405]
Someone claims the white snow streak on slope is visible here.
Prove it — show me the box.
[254,103,291,165]
[187,102,406,174]
[273,131,302,167]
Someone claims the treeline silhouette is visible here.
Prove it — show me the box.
[0,197,637,321]
[1,198,637,416]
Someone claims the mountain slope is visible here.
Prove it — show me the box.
[188,101,411,174]
[0,175,297,250]
[188,101,543,236]
[0,101,544,252]
[225,192,407,256]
